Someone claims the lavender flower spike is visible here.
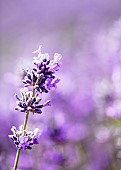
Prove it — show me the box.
[9,45,62,169]
[9,125,41,150]
[32,45,42,55]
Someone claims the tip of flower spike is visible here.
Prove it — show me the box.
[53,53,62,63]
[32,45,42,54]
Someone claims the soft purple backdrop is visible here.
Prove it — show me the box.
[1,0,121,169]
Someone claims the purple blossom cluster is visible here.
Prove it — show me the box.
[9,125,40,150]
[23,45,61,93]
[15,88,51,114]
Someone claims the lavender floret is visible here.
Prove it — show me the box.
[9,125,41,150]
[15,88,51,114]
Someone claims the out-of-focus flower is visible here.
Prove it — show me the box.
[47,126,67,144]
[106,100,121,118]
[9,125,41,150]
[52,152,66,166]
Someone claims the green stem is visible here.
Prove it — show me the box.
[13,87,35,169]
[23,111,29,130]
[13,149,21,170]
[13,111,29,170]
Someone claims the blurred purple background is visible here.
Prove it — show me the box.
[1,0,121,169]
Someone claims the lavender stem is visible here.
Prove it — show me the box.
[13,111,29,170]
[13,149,21,170]
[23,111,29,130]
